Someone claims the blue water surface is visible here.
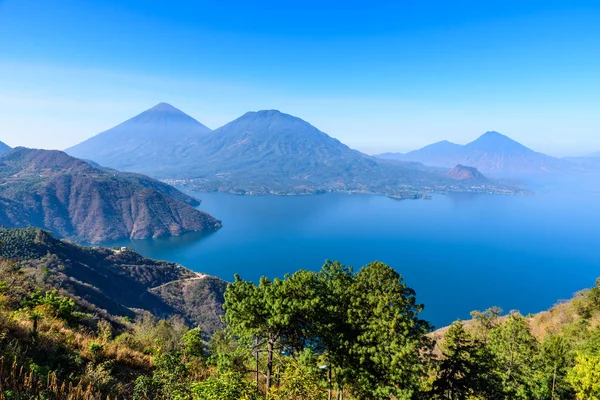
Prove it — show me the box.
[111,174,600,328]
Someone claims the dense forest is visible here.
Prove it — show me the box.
[1,231,600,399]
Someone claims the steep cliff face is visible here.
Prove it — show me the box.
[0,148,221,243]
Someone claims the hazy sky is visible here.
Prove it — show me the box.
[1,0,599,156]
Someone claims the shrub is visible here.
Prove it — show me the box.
[190,372,260,400]
[182,327,204,359]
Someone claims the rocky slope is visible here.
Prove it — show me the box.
[0,148,221,243]
[0,227,227,332]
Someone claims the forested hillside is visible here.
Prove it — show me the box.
[0,227,227,333]
[0,148,221,243]
[2,231,600,399]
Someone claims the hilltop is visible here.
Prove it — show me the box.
[377,131,574,177]
[446,164,488,181]
[0,147,222,243]
[68,105,519,197]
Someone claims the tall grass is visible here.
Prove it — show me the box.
[0,357,112,400]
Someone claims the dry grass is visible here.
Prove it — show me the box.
[17,311,153,371]
[0,357,109,400]
[432,287,600,349]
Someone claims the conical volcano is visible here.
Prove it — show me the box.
[66,103,211,173]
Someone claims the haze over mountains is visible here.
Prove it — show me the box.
[67,103,212,172]
[67,103,517,196]
[0,140,11,155]
[0,147,221,243]
[446,165,488,181]
[377,131,575,177]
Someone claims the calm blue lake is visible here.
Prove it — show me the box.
[111,174,600,328]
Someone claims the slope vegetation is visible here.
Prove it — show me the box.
[0,148,222,243]
[0,227,227,332]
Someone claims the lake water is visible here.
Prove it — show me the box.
[111,174,600,328]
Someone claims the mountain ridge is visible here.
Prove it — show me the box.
[377,131,574,177]
[67,105,518,196]
[0,147,222,243]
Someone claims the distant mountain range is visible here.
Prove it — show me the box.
[0,147,221,243]
[0,140,10,155]
[377,131,575,177]
[590,151,600,158]
[67,104,518,196]
[563,155,600,170]
[0,227,227,333]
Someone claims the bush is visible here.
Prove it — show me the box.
[88,342,103,363]
[22,289,77,324]
[182,327,204,359]
[190,372,260,400]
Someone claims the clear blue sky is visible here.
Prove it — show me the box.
[0,0,599,156]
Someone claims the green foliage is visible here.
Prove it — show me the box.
[271,351,326,400]
[21,289,77,323]
[344,261,432,399]
[7,243,600,400]
[224,260,432,399]
[224,269,321,392]
[133,352,190,400]
[182,326,204,359]
[206,329,251,374]
[537,334,574,399]
[191,373,261,400]
[489,313,540,399]
[189,372,260,400]
[431,321,501,399]
[88,342,103,363]
[0,227,49,261]
[470,306,502,342]
[567,353,600,400]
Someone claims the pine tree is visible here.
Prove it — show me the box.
[489,313,540,399]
